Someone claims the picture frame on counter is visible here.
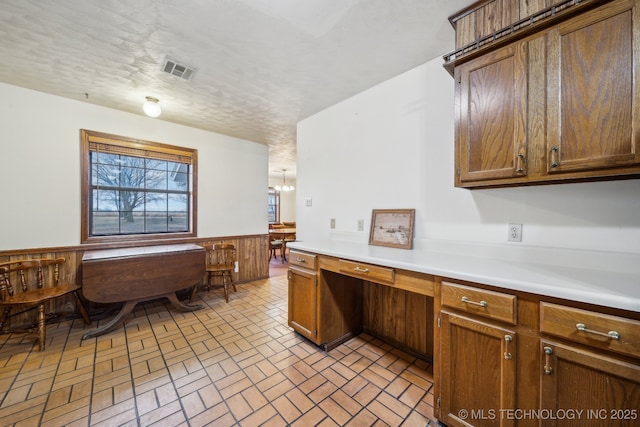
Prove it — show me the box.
[369,209,415,249]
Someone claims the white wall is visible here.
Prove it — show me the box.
[297,58,640,255]
[0,83,268,251]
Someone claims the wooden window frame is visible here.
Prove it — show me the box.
[80,129,198,244]
[268,187,280,223]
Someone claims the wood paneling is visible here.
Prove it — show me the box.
[317,270,363,349]
[363,281,433,357]
[0,234,269,328]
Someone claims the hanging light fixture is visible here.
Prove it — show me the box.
[274,169,295,192]
[142,96,162,118]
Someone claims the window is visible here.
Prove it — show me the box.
[81,130,197,243]
[268,188,280,223]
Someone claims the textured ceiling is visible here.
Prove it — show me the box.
[0,0,469,178]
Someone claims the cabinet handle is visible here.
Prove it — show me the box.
[550,146,559,168]
[543,346,553,375]
[295,258,306,263]
[576,323,620,340]
[353,267,369,274]
[461,296,488,307]
[504,334,513,360]
[516,153,525,174]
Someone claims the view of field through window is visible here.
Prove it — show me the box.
[90,152,190,235]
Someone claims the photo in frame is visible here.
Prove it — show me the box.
[368,209,415,249]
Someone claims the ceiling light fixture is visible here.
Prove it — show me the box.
[274,169,295,192]
[143,96,161,118]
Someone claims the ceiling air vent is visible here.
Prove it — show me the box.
[161,58,196,81]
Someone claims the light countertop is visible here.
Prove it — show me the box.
[287,239,640,313]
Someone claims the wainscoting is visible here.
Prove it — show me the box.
[0,234,270,329]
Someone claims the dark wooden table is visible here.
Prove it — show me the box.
[81,243,205,339]
[269,228,296,261]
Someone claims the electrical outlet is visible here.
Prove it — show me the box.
[305,197,312,207]
[330,218,335,229]
[234,261,239,273]
[357,219,364,231]
[508,223,523,242]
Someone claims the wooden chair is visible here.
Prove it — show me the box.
[191,244,237,302]
[269,232,284,262]
[283,231,296,254]
[0,257,91,351]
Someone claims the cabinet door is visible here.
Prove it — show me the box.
[288,267,317,342]
[546,0,640,174]
[439,312,517,427]
[541,340,640,427]
[456,42,528,186]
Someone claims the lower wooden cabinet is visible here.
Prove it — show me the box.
[439,311,517,427]
[436,279,640,427]
[288,266,317,341]
[287,251,363,350]
[540,340,640,427]
[539,302,640,426]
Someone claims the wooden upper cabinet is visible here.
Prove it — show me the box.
[546,0,640,174]
[450,0,640,188]
[456,42,528,185]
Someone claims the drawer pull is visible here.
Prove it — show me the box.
[461,296,488,308]
[576,323,620,340]
[295,258,306,263]
[353,267,369,274]
[543,346,554,375]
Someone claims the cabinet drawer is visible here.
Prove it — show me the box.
[540,302,640,358]
[289,250,317,270]
[441,281,517,325]
[339,259,394,285]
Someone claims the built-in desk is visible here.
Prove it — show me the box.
[288,239,640,427]
[288,246,436,356]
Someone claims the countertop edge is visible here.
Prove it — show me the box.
[287,240,640,313]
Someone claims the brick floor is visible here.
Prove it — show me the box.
[0,275,434,426]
